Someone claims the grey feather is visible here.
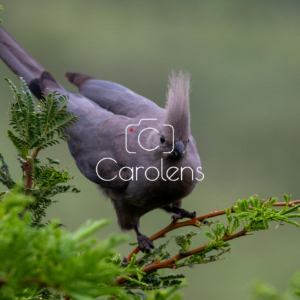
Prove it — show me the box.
[66,72,163,118]
[165,70,191,140]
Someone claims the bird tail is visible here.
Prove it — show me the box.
[0,25,64,98]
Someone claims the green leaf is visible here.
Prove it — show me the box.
[205,232,215,240]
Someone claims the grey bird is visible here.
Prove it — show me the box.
[0,25,203,252]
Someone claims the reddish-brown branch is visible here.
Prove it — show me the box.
[127,199,300,261]
[116,227,248,285]
[117,199,300,285]
[143,228,248,272]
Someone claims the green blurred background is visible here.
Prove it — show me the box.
[1,1,300,299]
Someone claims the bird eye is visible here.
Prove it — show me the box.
[160,135,165,143]
[188,139,190,143]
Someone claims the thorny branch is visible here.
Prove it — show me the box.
[116,199,300,285]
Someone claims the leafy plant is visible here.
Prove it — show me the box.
[6,77,78,157]
[1,77,80,226]
[0,186,134,300]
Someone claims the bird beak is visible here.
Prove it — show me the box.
[172,140,185,158]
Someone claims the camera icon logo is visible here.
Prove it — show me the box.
[125,119,174,154]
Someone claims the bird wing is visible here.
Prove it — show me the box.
[40,72,130,190]
[66,72,164,118]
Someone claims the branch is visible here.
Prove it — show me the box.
[18,148,40,192]
[116,199,300,285]
[116,228,247,285]
[142,228,247,272]
[127,199,300,261]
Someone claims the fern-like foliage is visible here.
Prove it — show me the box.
[29,158,80,226]
[5,77,79,158]
[230,194,300,231]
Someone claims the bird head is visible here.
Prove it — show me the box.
[159,70,191,159]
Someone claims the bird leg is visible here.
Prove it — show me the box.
[134,226,154,253]
[162,204,196,221]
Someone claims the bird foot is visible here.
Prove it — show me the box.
[172,210,196,220]
[137,234,154,253]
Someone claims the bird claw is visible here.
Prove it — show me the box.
[187,210,197,219]
[171,212,182,220]
[137,234,154,253]
[171,210,196,220]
